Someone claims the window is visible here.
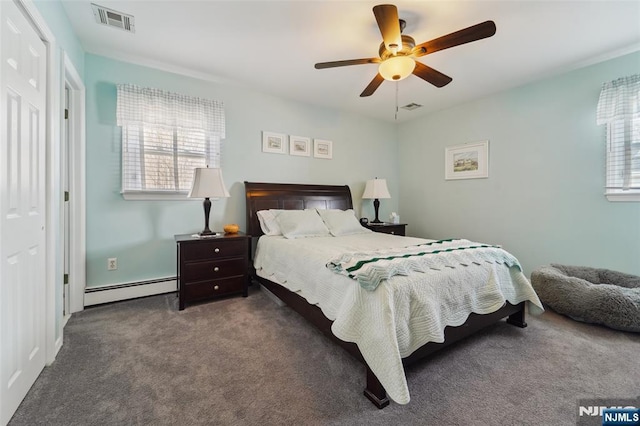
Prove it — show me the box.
[605,117,640,197]
[116,84,225,199]
[597,75,640,202]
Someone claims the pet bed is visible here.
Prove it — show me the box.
[531,264,640,332]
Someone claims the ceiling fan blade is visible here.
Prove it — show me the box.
[373,4,402,53]
[360,74,385,97]
[413,62,452,88]
[315,58,380,69]
[413,21,496,57]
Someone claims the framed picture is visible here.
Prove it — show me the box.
[313,139,333,159]
[262,131,287,154]
[445,140,489,180]
[289,135,311,157]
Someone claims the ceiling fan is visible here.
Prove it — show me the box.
[314,4,496,97]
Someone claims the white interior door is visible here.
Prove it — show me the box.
[0,1,48,424]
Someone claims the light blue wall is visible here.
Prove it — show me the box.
[84,54,398,287]
[86,50,640,287]
[33,0,84,75]
[398,51,640,276]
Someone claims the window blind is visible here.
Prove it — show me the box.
[116,84,225,195]
[596,75,640,196]
[604,118,640,191]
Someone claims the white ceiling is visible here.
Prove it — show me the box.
[61,0,640,123]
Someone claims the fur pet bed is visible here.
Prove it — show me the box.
[531,264,640,332]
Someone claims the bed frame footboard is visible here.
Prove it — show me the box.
[366,302,527,407]
[257,275,526,408]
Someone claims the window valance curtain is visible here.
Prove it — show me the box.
[596,74,640,125]
[116,84,225,137]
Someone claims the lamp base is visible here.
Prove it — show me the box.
[372,198,382,224]
[198,198,221,237]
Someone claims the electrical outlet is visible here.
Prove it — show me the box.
[107,257,117,271]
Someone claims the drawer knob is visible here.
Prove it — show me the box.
[214,248,220,253]
[214,285,219,290]
[214,266,220,272]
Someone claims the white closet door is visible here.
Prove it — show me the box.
[0,0,48,423]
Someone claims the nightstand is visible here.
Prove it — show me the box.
[175,232,250,310]
[363,222,407,236]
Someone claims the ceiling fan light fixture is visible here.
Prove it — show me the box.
[314,5,496,97]
[378,56,415,81]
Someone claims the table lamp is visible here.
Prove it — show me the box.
[362,178,391,224]
[188,167,230,236]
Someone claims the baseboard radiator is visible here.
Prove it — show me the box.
[84,277,177,306]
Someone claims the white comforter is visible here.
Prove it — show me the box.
[254,233,543,404]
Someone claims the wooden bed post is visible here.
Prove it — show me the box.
[364,366,389,409]
[506,302,528,328]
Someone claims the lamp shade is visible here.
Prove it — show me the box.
[378,56,415,81]
[362,178,391,199]
[188,167,230,199]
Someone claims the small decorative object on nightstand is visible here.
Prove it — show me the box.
[223,223,239,234]
[363,222,407,236]
[175,232,250,310]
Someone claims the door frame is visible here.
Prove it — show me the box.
[62,52,86,316]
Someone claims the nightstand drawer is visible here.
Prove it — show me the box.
[184,276,245,301]
[182,257,246,281]
[181,239,247,261]
[376,225,404,235]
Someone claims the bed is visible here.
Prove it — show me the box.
[244,181,543,408]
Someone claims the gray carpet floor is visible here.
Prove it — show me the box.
[9,285,640,426]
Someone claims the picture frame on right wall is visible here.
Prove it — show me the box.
[445,140,489,180]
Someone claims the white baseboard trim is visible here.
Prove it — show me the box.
[84,277,177,306]
[52,335,63,364]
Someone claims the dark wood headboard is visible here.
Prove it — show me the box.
[244,182,353,237]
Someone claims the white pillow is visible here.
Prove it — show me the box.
[276,209,331,239]
[317,209,371,237]
[256,209,283,236]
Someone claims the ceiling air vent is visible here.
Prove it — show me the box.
[401,103,422,111]
[91,3,135,33]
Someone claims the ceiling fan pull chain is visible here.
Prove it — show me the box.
[395,81,399,120]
